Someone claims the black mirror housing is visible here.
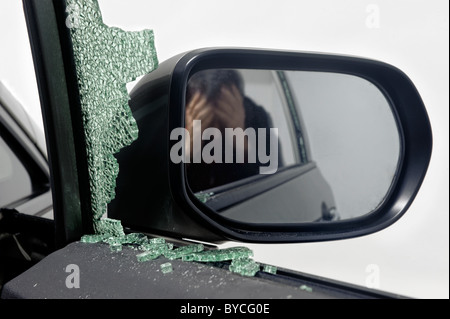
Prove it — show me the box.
[109,48,432,243]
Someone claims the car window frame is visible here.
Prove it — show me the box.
[23,0,94,246]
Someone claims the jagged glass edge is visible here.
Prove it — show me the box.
[66,0,158,226]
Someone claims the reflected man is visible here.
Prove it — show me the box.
[185,69,279,192]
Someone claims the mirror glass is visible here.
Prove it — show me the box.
[182,69,401,223]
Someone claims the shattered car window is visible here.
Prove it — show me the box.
[66,0,158,231]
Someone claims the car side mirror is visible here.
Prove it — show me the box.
[108,48,432,243]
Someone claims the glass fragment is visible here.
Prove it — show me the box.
[80,234,109,243]
[262,264,277,275]
[124,233,148,245]
[195,192,214,203]
[102,236,123,245]
[229,258,260,277]
[182,247,253,262]
[93,218,125,237]
[139,243,173,255]
[299,285,313,293]
[148,237,166,244]
[136,251,160,262]
[66,0,158,226]
[164,244,204,260]
[160,262,173,274]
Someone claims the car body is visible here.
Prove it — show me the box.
[0,78,398,300]
[0,0,447,300]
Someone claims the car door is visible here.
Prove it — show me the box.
[0,0,440,302]
[0,83,53,290]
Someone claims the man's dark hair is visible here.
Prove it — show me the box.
[186,69,244,103]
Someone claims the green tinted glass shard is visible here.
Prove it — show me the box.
[299,285,313,293]
[66,0,158,224]
[164,244,204,260]
[182,247,253,262]
[124,233,149,245]
[102,236,123,245]
[136,251,160,262]
[93,218,125,237]
[229,258,260,277]
[148,238,166,244]
[138,242,173,259]
[262,264,277,274]
[195,192,214,203]
[160,262,173,274]
[80,234,109,243]
[230,257,253,266]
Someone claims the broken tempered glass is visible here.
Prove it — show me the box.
[182,246,253,262]
[195,192,214,204]
[164,243,205,260]
[66,0,158,228]
[81,228,263,276]
[136,250,160,262]
[160,262,173,274]
[93,218,125,237]
[229,258,260,277]
[262,264,278,275]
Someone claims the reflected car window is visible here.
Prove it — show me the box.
[0,134,33,207]
[185,69,302,192]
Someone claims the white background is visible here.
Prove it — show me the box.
[0,0,448,298]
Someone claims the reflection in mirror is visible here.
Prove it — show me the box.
[183,69,401,224]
